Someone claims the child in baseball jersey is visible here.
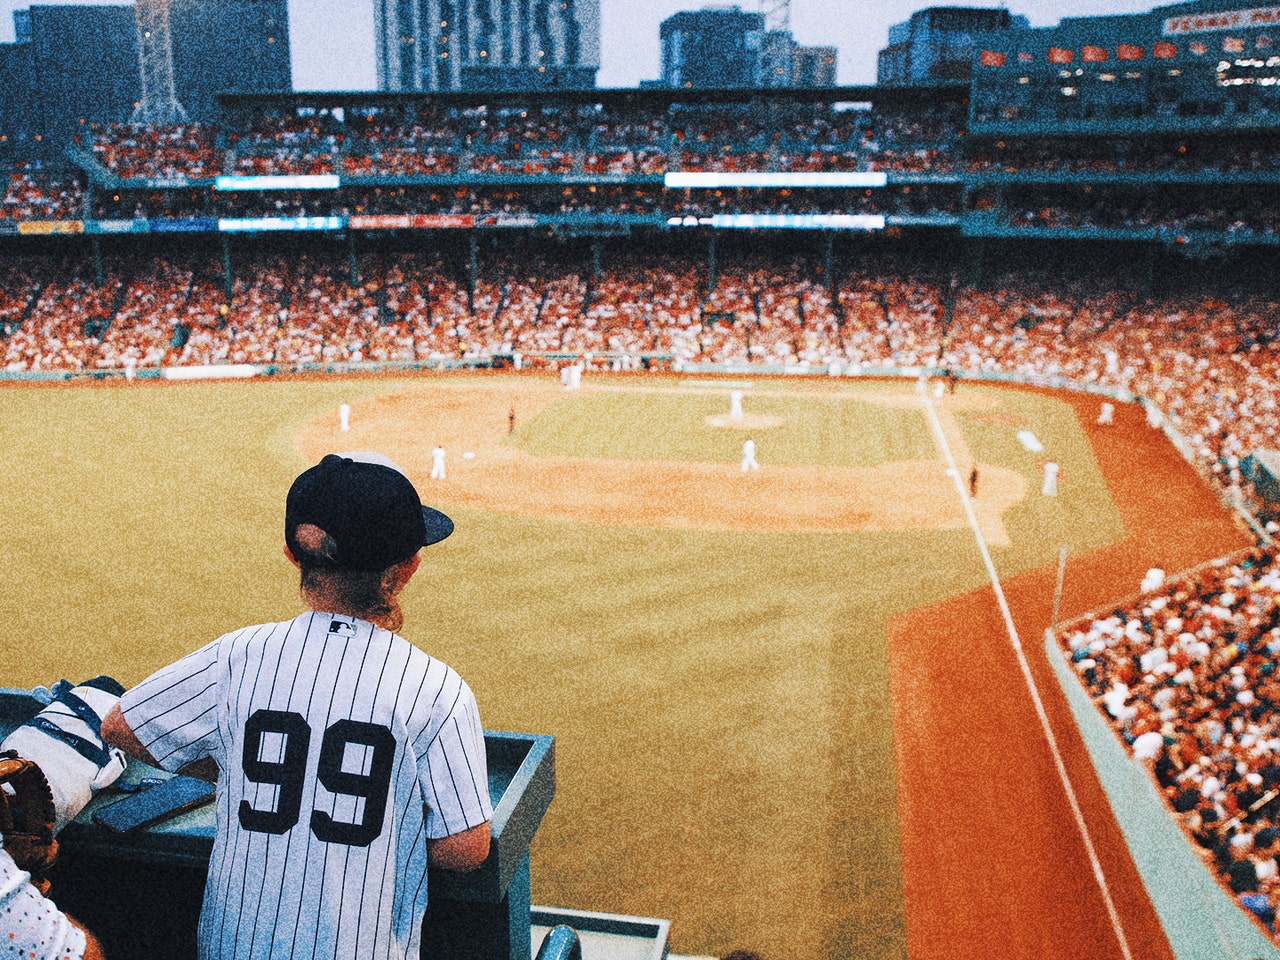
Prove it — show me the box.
[102,452,492,960]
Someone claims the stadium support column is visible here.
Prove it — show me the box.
[937,271,958,362]
[969,237,986,287]
[824,232,835,298]
[348,234,359,287]
[468,233,478,318]
[941,271,958,332]
[222,236,233,302]
[707,233,717,295]
[92,237,104,286]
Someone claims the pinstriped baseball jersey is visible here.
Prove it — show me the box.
[118,610,492,960]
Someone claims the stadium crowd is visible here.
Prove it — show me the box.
[0,109,1267,240]
[1001,191,1280,238]
[82,182,962,221]
[66,104,965,182]
[1059,546,1280,934]
[0,249,1275,507]
[967,135,1280,175]
[88,122,225,180]
[1,165,85,221]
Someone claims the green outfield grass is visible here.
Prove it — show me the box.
[951,383,1125,558]
[515,385,938,466]
[0,374,1126,960]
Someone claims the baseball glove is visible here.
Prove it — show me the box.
[0,750,58,895]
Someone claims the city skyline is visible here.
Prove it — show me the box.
[0,0,1195,90]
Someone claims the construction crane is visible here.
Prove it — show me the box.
[132,0,187,124]
[759,0,791,34]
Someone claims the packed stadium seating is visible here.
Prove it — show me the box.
[71,98,966,184]
[0,243,1273,508]
[89,122,225,180]
[1,165,85,221]
[1058,545,1280,931]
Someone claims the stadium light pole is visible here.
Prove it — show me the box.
[759,0,791,33]
[132,0,188,125]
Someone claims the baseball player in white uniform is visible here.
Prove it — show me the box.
[1042,460,1059,496]
[430,445,446,480]
[102,452,492,960]
[741,438,760,472]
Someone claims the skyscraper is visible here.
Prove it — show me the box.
[660,6,764,89]
[758,30,837,88]
[374,0,600,92]
[29,4,140,150]
[878,6,1028,86]
[170,0,291,118]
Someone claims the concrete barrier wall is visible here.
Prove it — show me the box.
[1045,629,1280,960]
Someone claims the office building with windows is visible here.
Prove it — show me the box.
[374,0,600,92]
[878,6,1028,86]
[660,6,764,88]
[28,5,141,149]
[759,31,837,88]
[970,0,1280,124]
[169,0,291,119]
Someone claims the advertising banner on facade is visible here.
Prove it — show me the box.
[151,218,219,233]
[214,175,341,191]
[664,172,888,189]
[218,216,343,232]
[17,221,83,235]
[413,214,475,228]
[86,220,150,234]
[1164,6,1280,34]
[349,214,476,229]
[667,214,885,231]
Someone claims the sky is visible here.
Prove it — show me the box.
[0,0,1187,89]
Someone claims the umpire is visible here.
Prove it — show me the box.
[102,452,492,960]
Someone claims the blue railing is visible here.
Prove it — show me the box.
[534,925,582,960]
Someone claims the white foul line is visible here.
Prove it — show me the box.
[916,379,1134,960]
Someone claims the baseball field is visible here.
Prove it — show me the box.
[0,370,1250,959]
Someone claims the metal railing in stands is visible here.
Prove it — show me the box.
[534,925,582,960]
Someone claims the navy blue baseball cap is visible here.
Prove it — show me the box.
[285,452,453,571]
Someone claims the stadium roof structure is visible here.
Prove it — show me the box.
[215,83,970,115]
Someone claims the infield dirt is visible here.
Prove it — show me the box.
[888,388,1252,960]
[294,379,1027,540]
